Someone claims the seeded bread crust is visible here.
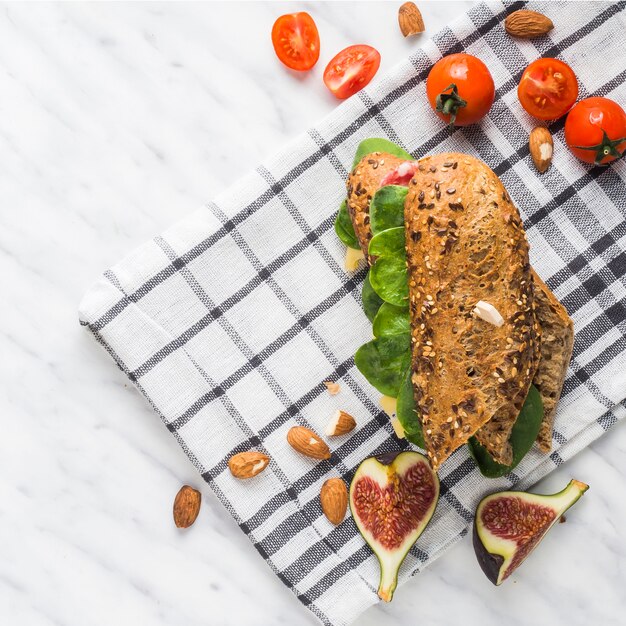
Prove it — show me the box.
[346,153,406,261]
[530,270,574,452]
[472,291,541,466]
[404,153,537,470]
[474,273,543,465]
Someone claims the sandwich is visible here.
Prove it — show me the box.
[338,140,574,472]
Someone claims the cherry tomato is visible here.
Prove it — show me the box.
[271,12,320,71]
[518,58,578,120]
[565,97,626,165]
[426,53,495,127]
[323,45,381,100]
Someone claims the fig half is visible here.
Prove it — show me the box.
[350,451,439,601]
[473,479,589,585]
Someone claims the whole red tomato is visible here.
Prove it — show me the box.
[426,53,495,127]
[271,12,320,71]
[518,58,578,120]
[565,97,626,165]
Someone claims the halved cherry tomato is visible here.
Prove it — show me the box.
[565,97,626,165]
[323,45,381,100]
[518,58,578,120]
[271,12,320,71]
[426,53,495,127]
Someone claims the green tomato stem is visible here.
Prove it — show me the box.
[573,129,626,166]
[435,83,467,129]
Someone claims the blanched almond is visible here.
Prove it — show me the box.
[473,300,505,327]
[324,381,341,395]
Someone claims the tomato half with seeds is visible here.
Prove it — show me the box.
[323,45,381,100]
[271,12,320,71]
[426,53,495,127]
[565,97,626,165]
[518,58,578,120]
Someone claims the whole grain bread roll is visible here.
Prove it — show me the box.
[346,153,406,262]
[404,153,538,469]
[345,150,573,466]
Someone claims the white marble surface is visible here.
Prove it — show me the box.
[1,2,624,625]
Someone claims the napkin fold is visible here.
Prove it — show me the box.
[79,2,626,624]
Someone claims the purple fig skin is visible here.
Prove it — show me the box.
[375,450,402,465]
[472,522,504,586]
[472,480,589,586]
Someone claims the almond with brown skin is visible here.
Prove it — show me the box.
[228,451,270,479]
[287,426,331,459]
[320,478,348,525]
[529,126,553,173]
[325,410,356,436]
[505,10,553,38]
[173,485,201,528]
[398,2,425,37]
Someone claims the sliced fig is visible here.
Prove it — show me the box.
[350,451,439,601]
[473,479,589,585]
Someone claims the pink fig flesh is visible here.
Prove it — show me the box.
[350,451,439,601]
[473,479,588,585]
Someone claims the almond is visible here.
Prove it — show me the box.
[325,410,356,436]
[505,10,553,38]
[320,478,348,525]
[398,2,425,37]
[287,426,331,460]
[324,380,341,395]
[228,451,270,479]
[473,300,505,327]
[173,485,201,528]
[529,126,553,173]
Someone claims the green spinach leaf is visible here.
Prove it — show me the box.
[372,303,410,337]
[468,385,544,478]
[369,257,409,307]
[368,226,406,257]
[370,185,408,236]
[334,200,360,250]
[362,272,384,323]
[352,138,413,169]
[355,333,411,397]
[396,368,425,448]
[368,227,409,307]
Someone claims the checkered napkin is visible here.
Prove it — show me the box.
[79,2,626,624]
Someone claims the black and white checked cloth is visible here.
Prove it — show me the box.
[79,2,626,624]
